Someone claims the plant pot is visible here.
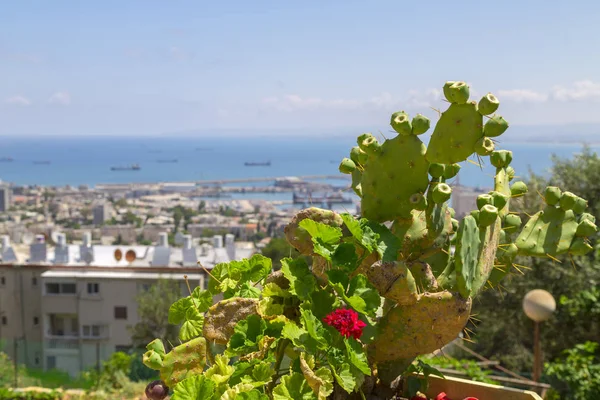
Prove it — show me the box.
[403,375,544,400]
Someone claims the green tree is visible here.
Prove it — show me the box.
[129,279,182,349]
[469,145,600,373]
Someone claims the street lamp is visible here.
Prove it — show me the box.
[522,289,556,382]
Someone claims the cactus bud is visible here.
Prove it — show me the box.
[505,166,516,181]
[573,196,588,214]
[479,204,499,227]
[146,339,166,356]
[390,111,412,135]
[498,243,518,263]
[483,116,509,137]
[576,219,598,237]
[491,191,509,210]
[490,150,513,168]
[570,237,593,256]
[411,114,430,135]
[504,214,522,229]
[432,183,452,204]
[559,191,577,211]
[428,163,446,179]
[511,181,528,197]
[476,194,493,209]
[339,158,356,174]
[478,93,500,115]
[357,133,380,156]
[350,146,368,165]
[443,163,461,179]
[580,212,596,224]
[409,193,427,210]
[474,137,495,156]
[470,210,480,223]
[544,186,562,206]
[143,350,163,370]
[443,81,470,104]
[145,380,169,400]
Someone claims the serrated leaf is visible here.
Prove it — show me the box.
[281,258,316,300]
[282,321,307,347]
[205,354,235,385]
[347,274,381,316]
[179,319,204,341]
[245,254,273,282]
[252,362,275,382]
[262,282,291,298]
[332,243,359,272]
[358,220,379,252]
[326,269,349,289]
[237,282,261,298]
[300,308,329,349]
[258,297,284,318]
[208,263,229,294]
[221,383,255,400]
[236,390,269,400]
[171,375,215,400]
[220,277,238,292]
[367,221,402,262]
[310,290,337,320]
[344,339,371,375]
[299,219,343,261]
[273,373,316,400]
[191,287,213,312]
[168,297,192,325]
[418,360,445,379]
[331,364,356,394]
[341,213,364,243]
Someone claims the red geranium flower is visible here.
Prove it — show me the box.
[435,392,451,400]
[322,308,366,340]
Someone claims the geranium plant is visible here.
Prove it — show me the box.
[142,81,596,399]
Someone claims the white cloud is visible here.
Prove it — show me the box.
[551,80,600,101]
[48,92,71,105]
[497,89,548,103]
[5,96,31,106]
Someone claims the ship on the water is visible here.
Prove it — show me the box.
[111,164,141,171]
[0,157,13,162]
[244,161,271,167]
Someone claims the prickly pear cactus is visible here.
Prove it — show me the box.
[144,81,597,400]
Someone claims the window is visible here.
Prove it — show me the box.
[87,282,99,294]
[46,356,56,370]
[33,317,39,326]
[114,306,127,320]
[32,277,37,286]
[82,325,102,338]
[1,316,6,325]
[0,277,5,286]
[45,282,76,295]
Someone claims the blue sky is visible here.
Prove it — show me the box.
[1,0,600,136]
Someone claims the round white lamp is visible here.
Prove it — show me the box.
[523,289,556,382]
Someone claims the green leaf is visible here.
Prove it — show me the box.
[327,269,349,289]
[208,263,229,294]
[220,277,238,292]
[344,339,371,375]
[237,282,261,298]
[168,297,192,325]
[281,258,316,300]
[366,221,401,262]
[358,220,379,252]
[299,219,343,261]
[418,360,445,379]
[236,390,269,400]
[300,308,330,349]
[314,367,335,399]
[245,254,273,282]
[282,321,308,348]
[310,290,337,320]
[262,282,292,298]
[191,287,213,312]
[221,383,256,400]
[179,318,204,342]
[252,362,275,383]
[341,213,364,244]
[331,364,356,394]
[258,297,284,317]
[236,314,267,344]
[205,354,235,384]
[347,274,381,316]
[171,375,215,400]
[273,373,316,400]
[332,243,359,272]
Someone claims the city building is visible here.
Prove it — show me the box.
[92,203,112,226]
[451,185,490,219]
[0,232,257,376]
[0,184,11,213]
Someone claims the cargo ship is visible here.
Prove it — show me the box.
[111,164,141,171]
[244,161,271,167]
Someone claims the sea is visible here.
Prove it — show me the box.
[0,136,596,202]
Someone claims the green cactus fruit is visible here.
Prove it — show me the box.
[573,197,588,214]
[411,113,431,135]
[580,212,596,224]
[451,218,459,232]
[490,191,509,210]
[476,194,494,209]
[366,261,418,305]
[497,243,518,264]
[143,349,164,370]
[503,214,522,230]
[351,169,363,197]
[357,133,381,156]
[160,337,207,387]
[576,219,598,237]
[350,146,368,165]
[284,207,344,255]
[479,204,499,227]
[338,158,356,174]
[490,150,513,168]
[569,237,593,256]
[390,111,412,135]
[475,137,495,156]
[515,206,578,256]
[360,134,430,221]
[511,181,528,197]
[477,93,500,115]
[369,291,471,362]
[426,102,483,164]
[429,163,446,179]
[483,116,509,137]
[409,192,427,211]
[559,191,578,211]
[443,163,461,179]
[432,183,452,204]
[454,215,481,298]
[146,338,166,356]
[544,186,562,206]
[506,166,516,181]
[443,81,470,104]
[203,297,259,345]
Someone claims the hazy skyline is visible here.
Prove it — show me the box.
[2,1,600,136]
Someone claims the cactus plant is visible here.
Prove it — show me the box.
[143,81,597,400]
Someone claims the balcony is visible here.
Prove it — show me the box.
[46,337,79,351]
